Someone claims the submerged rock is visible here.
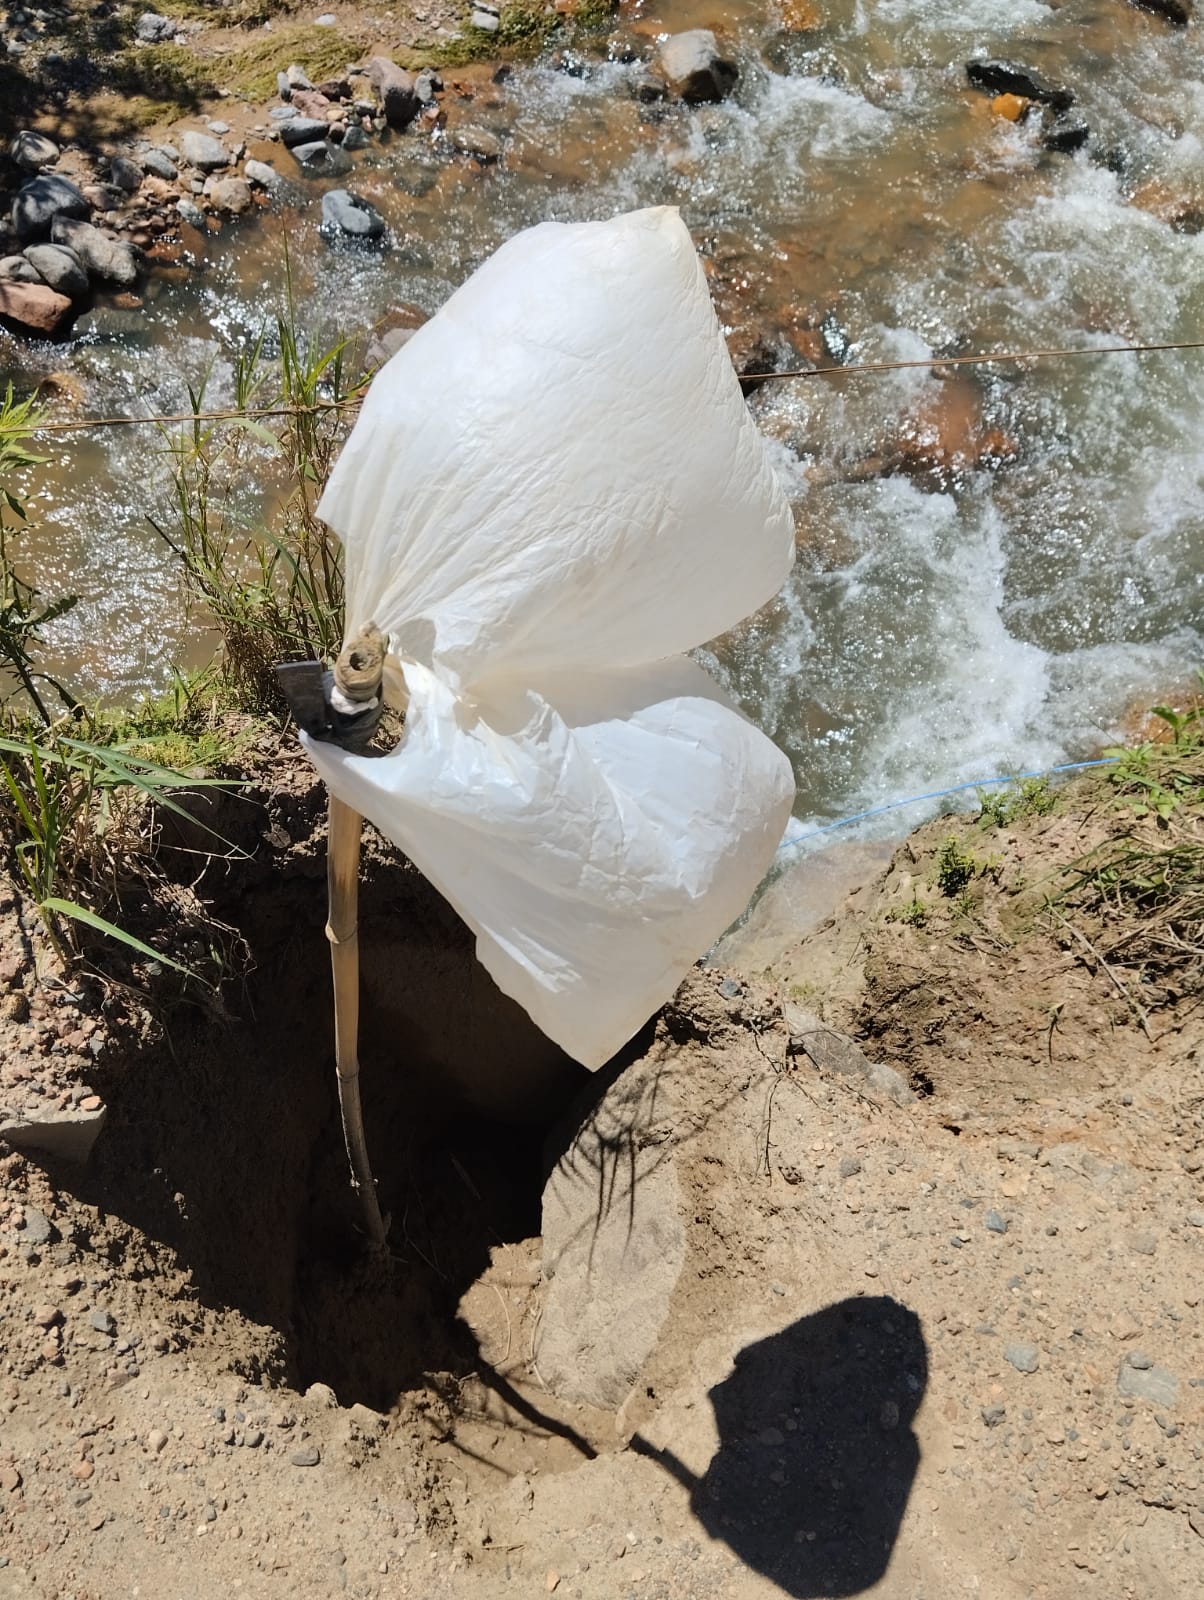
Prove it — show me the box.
[320,188,387,240]
[12,174,91,242]
[1128,0,1192,20]
[0,279,73,336]
[449,125,502,163]
[657,29,739,104]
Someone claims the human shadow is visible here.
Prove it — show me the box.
[633,1296,927,1597]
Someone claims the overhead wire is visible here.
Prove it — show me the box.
[16,334,1204,434]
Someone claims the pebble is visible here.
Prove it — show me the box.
[32,1304,60,1328]
[1127,1351,1153,1370]
[1127,1232,1158,1256]
[1117,1361,1178,1407]
[984,1210,1008,1234]
[0,1467,22,1492]
[839,1156,862,1179]
[1005,1344,1040,1373]
[1186,1209,1204,1228]
[290,1444,321,1467]
[88,1309,116,1336]
[146,1429,168,1454]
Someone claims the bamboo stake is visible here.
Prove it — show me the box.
[326,792,388,1247]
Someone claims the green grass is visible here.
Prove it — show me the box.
[220,25,368,99]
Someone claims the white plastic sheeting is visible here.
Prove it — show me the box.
[303,206,796,1068]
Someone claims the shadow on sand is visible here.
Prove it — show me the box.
[634,1295,928,1597]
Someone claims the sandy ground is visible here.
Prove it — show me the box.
[0,750,1201,1599]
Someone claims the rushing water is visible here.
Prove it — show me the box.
[4,0,1203,841]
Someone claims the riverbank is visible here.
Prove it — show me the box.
[0,703,1200,1596]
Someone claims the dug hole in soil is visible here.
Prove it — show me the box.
[0,745,1202,1599]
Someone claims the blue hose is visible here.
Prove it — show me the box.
[776,757,1118,859]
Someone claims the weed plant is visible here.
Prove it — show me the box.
[0,387,236,978]
[150,311,363,711]
[1058,686,1204,1009]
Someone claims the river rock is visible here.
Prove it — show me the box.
[82,183,127,214]
[23,243,88,298]
[657,29,738,104]
[140,147,178,180]
[12,175,91,242]
[449,124,501,162]
[290,88,334,120]
[320,188,386,239]
[366,56,420,129]
[1042,111,1089,154]
[176,198,206,228]
[279,117,333,148]
[1129,0,1192,19]
[276,70,292,100]
[136,11,177,41]
[9,131,59,172]
[179,130,231,171]
[0,280,73,336]
[243,160,279,188]
[341,124,370,151]
[965,60,1074,112]
[286,62,314,89]
[108,155,143,193]
[0,255,42,283]
[50,218,139,287]
[470,2,500,29]
[290,142,352,176]
[205,176,252,215]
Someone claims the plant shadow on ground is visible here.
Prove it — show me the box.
[633,1297,928,1598]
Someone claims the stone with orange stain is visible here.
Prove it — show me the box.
[991,93,1029,122]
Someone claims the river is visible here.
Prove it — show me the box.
[3,0,1202,842]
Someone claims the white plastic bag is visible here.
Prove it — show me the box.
[304,206,795,1068]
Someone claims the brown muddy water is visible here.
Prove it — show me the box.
[3,0,1203,846]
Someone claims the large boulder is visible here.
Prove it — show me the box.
[12,175,91,243]
[8,131,59,173]
[49,218,139,288]
[365,55,420,129]
[657,30,738,104]
[0,280,73,336]
[178,130,231,171]
[320,188,386,240]
[23,243,88,299]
